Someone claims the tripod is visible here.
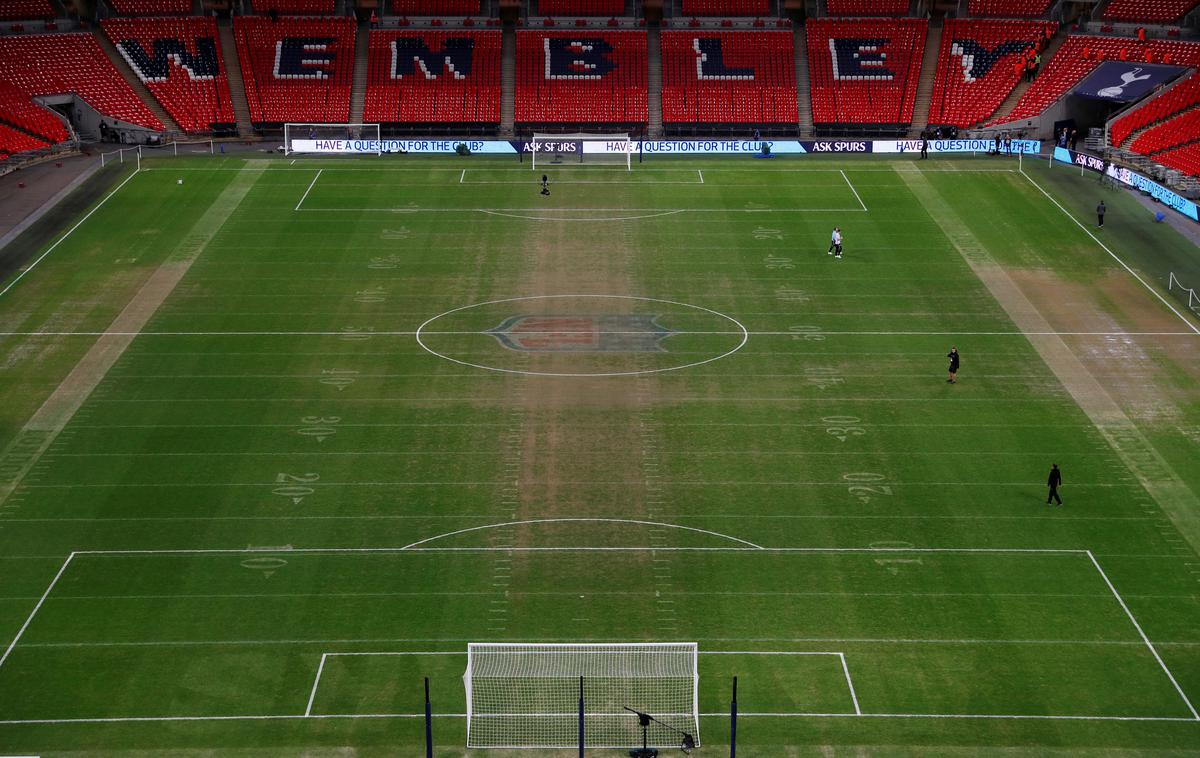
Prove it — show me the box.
[623,707,695,757]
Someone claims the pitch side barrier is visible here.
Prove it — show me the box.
[287,138,1042,157]
[1052,147,1198,223]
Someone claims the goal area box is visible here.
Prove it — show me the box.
[463,642,699,749]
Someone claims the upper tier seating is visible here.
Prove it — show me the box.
[251,0,336,14]
[538,0,625,15]
[1110,73,1200,146]
[966,0,1052,18]
[928,19,1054,128]
[997,35,1200,123]
[0,33,162,129]
[806,17,927,126]
[661,31,796,123]
[1102,0,1200,22]
[1129,108,1200,153]
[680,0,769,16]
[0,80,70,143]
[364,30,501,123]
[0,0,54,19]
[825,0,909,16]
[392,0,480,13]
[108,0,192,15]
[234,16,353,124]
[0,122,48,160]
[103,17,235,132]
[1153,141,1200,176]
[515,30,646,123]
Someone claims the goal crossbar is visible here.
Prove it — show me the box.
[464,642,698,749]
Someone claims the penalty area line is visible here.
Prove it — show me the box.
[840,170,868,211]
[294,169,322,212]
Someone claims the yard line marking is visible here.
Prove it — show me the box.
[459,169,465,184]
[66,545,1088,556]
[1087,550,1199,720]
[698,169,704,184]
[0,552,74,670]
[1020,167,1200,335]
[840,170,868,211]
[839,653,862,715]
[0,168,140,299]
[294,169,322,212]
[304,653,327,716]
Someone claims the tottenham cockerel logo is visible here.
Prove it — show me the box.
[487,315,675,352]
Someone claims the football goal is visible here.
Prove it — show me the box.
[463,642,699,749]
[530,132,633,170]
[284,123,382,156]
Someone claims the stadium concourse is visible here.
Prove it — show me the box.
[0,0,1197,175]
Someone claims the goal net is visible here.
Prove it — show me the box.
[464,642,699,749]
[284,123,382,156]
[531,132,633,170]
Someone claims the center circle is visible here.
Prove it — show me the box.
[414,295,748,377]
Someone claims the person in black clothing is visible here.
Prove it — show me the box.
[920,133,929,160]
[1097,200,1106,228]
[540,174,550,196]
[1047,463,1062,505]
[946,347,959,383]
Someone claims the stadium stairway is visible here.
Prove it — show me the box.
[349,18,369,125]
[91,27,180,135]
[794,21,812,136]
[989,27,1066,125]
[908,18,941,136]
[500,24,515,137]
[217,18,255,137]
[647,22,663,138]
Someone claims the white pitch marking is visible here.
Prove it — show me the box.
[839,652,862,715]
[0,169,140,299]
[1086,550,1199,719]
[398,518,765,551]
[0,553,75,669]
[1020,167,1200,335]
[460,169,465,184]
[3,330,1193,338]
[840,170,868,212]
[698,169,704,184]
[294,169,322,212]
[304,653,327,716]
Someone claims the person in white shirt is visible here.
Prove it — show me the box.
[827,227,841,256]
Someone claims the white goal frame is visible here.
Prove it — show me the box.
[531,132,633,171]
[284,123,382,156]
[463,641,699,749]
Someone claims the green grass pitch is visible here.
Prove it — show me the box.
[0,153,1198,756]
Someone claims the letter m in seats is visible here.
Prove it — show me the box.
[116,37,220,82]
[391,37,475,79]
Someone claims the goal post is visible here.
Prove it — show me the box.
[284,123,382,156]
[463,642,699,749]
[531,132,633,171]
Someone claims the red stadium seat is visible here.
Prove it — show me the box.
[928,19,1055,128]
[0,80,70,144]
[1110,73,1200,146]
[966,0,1052,18]
[0,33,162,130]
[0,0,54,20]
[806,17,927,126]
[1154,141,1200,176]
[538,0,624,15]
[364,29,500,123]
[825,0,908,16]
[1103,0,1199,23]
[234,16,354,124]
[515,30,646,124]
[107,0,191,15]
[661,30,796,124]
[680,0,768,16]
[252,0,336,14]
[0,121,49,160]
[102,17,235,132]
[392,0,480,13]
[994,35,1200,124]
